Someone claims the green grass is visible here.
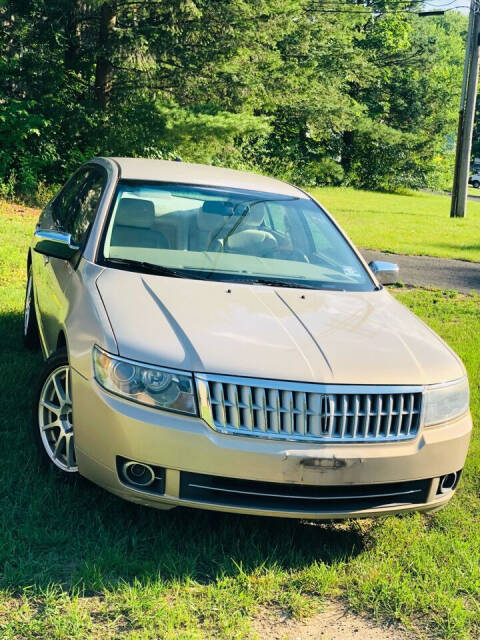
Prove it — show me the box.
[310,187,480,263]
[0,200,479,639]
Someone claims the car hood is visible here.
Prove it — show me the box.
[96,269,464,385]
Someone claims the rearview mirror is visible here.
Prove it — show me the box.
[34,229,80,261]
[368,260,399,285]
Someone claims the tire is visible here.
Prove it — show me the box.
[23,265,40,350]
[473,181,480,189]
[33,348,78,480]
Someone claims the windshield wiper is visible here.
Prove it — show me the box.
[106,259,333,289]
[106,257,203,280]
[243,277,319,289]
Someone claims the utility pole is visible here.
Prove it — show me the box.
[451,0,480,218]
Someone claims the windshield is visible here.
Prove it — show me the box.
[100,182,375,291]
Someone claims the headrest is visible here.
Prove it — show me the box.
[197,199,266,232]
[240,202,265,228]
[202,200,234,215]
[115,198,155,228]
[197,200,234,232]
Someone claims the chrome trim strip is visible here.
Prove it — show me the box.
[195,373,424,395]
[425,377,467,390]
[34,229,78,246]
[187,483,423,501]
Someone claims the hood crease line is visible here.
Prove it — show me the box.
[274,291,334,377]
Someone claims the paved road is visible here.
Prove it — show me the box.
[361,249,480,294]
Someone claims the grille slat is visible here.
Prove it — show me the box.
[386,394,394,437]
[340,395,348,438]
[295,392,307,435]
[406,393,414,435]
[352,394,359,439]
[364,394,371,438]
[395,395,404,436]
[240,385,254,431]
[374,395,382,438]
[197,375,422,443]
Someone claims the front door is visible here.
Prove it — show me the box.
[35,166,107,353]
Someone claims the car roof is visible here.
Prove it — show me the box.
[100,157,308,199]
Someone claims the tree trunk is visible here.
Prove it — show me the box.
[341,130,355,175]
[64,1,82,72]
[94,2,117,109]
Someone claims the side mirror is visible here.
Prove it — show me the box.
[368,260,399,285]
[33,229,80,261]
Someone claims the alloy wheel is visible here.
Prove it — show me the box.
[38,365,77,472]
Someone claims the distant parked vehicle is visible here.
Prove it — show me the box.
[468,173,480,188]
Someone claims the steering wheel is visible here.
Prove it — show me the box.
[264,248,310,263]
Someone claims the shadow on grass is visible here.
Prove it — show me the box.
[429,243,480,257]
[0,311,366,594]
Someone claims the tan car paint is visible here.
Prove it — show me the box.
[31,157,472,519]
[109,157,307,198]
[72,368,472,519]
[95,269,464,385]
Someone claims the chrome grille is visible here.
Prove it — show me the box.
[196,374,423,442]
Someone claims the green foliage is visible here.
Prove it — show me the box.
[0,1,468,199]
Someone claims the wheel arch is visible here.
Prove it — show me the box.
[56,330,68,354]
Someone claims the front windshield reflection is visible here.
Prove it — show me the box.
[101,182,375,292]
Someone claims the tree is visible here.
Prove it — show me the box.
[0,0,468,197]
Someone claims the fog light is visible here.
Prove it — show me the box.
[438,472,458,495]
[122,460,155,487]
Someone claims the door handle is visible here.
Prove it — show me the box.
[43,255,50,265]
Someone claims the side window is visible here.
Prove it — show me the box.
[51,167,106,246]
[51,170,90,230]
[265,202,287,235]
[65,170,107,246]
[305,210,337,254]
[263,202,311,253]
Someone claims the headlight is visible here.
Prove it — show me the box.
[93,346,197,415]
[423,377,469,426]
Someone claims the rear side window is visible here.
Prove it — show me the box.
[52,170,90,229]
[65,170,106,246]
[53,167,107,246]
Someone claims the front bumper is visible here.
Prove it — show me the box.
[72,370,472,520]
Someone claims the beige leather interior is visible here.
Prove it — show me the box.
[111,196,278,256]
[111,198,168,249]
